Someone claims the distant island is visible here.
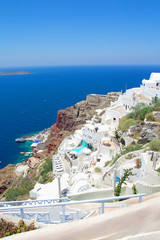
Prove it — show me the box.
[0,72,31,76]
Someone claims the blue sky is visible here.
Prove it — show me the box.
[0,0,160,67]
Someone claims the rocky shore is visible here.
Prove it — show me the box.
[0,92,121,200]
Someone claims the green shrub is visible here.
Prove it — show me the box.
[139,107,152,120]
[5,179,34,201]
[126,154,133,159]
[148,139,160,152]
[5,188,21,201]
[132,132,140,140]
[146,112,155,121]
[104,161,111,167]
[132,184,137,194]
[40,157,52,175]
[157,168,160,173]
[123,143,142,154]
[115,130,121,141]
[131,103,148,119]
[39,157,53,184]
[153,105,160,111]
[118,117,137,133]
[111,143,142,166]
[152,97,160,109]
[112,153,122,165]
[130,103,152,120]
[114,168,134,196]
[94,167,102,173]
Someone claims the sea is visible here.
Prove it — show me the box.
[0,65,160,169]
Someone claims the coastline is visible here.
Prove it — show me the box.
[1,65,160,170]
[14,128,50,164]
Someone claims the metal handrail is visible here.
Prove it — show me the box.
[0,197,69,208]
[0,193,146,223]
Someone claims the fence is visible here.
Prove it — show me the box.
[0,194,146,224]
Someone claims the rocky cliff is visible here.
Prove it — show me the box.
[0,92,121,199]
[0,165,16,196]
[48,92,121,153]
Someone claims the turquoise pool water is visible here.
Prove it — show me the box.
[74,140,87,154]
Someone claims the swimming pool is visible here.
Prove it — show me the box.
[73,140,87,154]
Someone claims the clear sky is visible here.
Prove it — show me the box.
[0,0,160,67]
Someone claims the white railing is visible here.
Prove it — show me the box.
[3,212,51,223]
[0,194,146,224]
[0,197,69,208]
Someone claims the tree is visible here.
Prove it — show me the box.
[114,168,135,196]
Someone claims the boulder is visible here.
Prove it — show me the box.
[139,129,157,144]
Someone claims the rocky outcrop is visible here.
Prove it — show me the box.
[154,111,160,121]
[0,165,16,196]
[48,92,121,153]
[129,122,159,144]
[86,92,121,107]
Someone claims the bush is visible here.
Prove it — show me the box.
[40,157,52,175]
[132,132,140,140]
[112,153,122,165]
[118,117,137,133]
[146,112,155,121]
[0,219,36,238]
[39,157,54,184]
[94,167,102,173]
[104,161,111,167]
[157,167,160,173]
[139,107,152,120]
[148,139,160,152]
[126,154,133,159]
[114,168,134,196]
[5,179,35,201]
[123,143,142,154]
[111,143,142,166]
[132,184,137,194]
[129,103,153,121]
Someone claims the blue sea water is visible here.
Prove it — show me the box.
[0,65,160,169]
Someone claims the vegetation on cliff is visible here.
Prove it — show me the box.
[5,179,35,201]
[118,101,160,134]
[118,115,138,133]
[148,139,160,152]
[35,157,54,184]
[4,157,54,201]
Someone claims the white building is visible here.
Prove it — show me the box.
[82,124,97,149]
[141,72,160,99]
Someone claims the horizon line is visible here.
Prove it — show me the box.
[1,63,160,69]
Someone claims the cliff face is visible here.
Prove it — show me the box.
[48,92,121,153]
[0,92,121,199]
[0,165,16,196]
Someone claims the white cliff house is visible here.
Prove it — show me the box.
[141,72,160,98]
[82,124,97,149]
